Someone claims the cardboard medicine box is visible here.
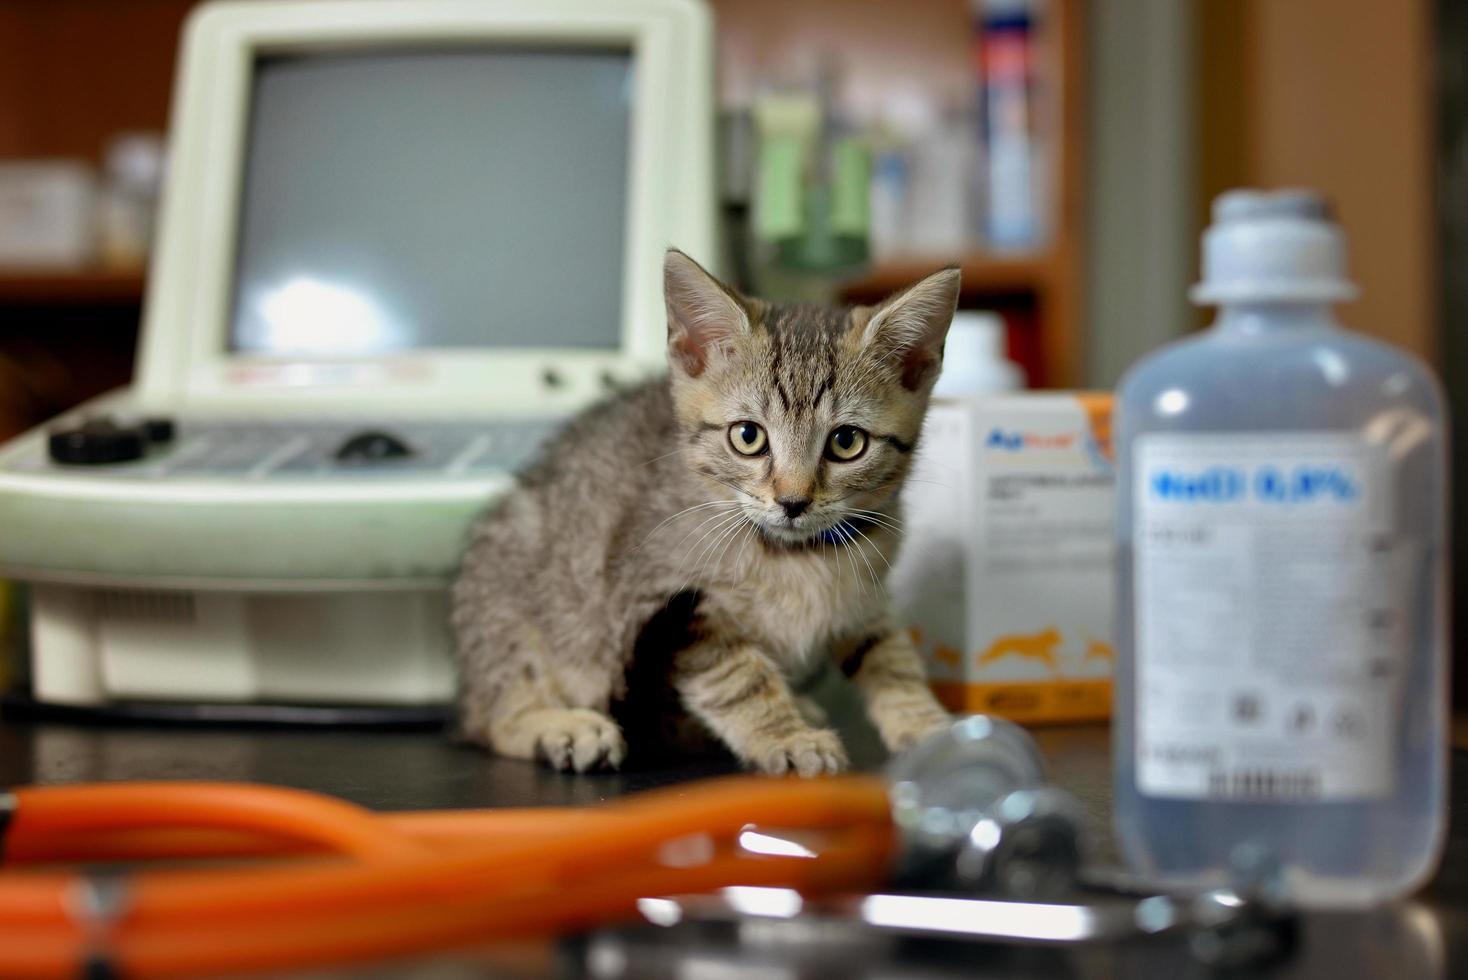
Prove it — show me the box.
[889,393,1116,723]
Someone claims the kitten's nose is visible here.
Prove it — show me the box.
[778,497,812,519]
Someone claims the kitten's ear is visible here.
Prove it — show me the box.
[857,267,962,390]
[664,249,751,377]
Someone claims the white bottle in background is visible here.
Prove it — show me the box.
[868,146,910,261]
[932,312,1025,397]
[977,0,1043,251]
[890,312,1022,675]
[908,117,976,256]
[98,132,166,270]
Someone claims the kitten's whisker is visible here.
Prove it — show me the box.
[663,517,738,583]
[900,477,955,490]
[702,474,759,501]
[687,510,744,562]
[710,511,750,573]
[637,499,741,549]
[669,506,741,552]
[845,508,905,534]
[842,522,883,597]
[852,517,904,538]
[700,512,748,575]
[849,522,894,573]
[678,514,747,596]
[832,522,868,600]
[673,510,745,588]
[668,509,743,582]
[638,448,687,468]
[822,534,844,598]
[646,501,741,544]
[733,521,755,574]
[845,505,903,523]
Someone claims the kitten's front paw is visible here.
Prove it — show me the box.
[753,728,849,777]
[881,710,953,754]
[532,709,628,773]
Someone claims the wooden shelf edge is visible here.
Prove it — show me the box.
[840,252,1054,300]
[0,268,146,304]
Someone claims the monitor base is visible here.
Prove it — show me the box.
[28,582,458,708]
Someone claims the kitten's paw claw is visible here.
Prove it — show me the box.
[572,722,627,773]
[755,728,848,777]
[532,710,626,773]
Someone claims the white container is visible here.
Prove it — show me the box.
[933,312,1025,397]
[906,117,976,256]
[0,161,98,268]
[891,391,1116,724]
[868,147,910,260]
[892,314,1019,696]
[893,321,1115,724]
[1114,189,1448,906]
[977,0,1044,250]
[99,133,167,269]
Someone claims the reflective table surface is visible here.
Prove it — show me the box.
[0,714,1461,978]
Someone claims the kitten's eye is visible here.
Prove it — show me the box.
[826,425,868,461]
[728,421,768,456]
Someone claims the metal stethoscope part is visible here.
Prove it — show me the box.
[636,885,1291,968]
[887,714,1087,898]
[636,716,1297,969]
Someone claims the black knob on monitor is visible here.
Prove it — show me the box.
[335,429,413,462]
[143,417,176,443]
[48,418,147,465]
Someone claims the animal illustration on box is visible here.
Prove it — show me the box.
[977,627,1064,674]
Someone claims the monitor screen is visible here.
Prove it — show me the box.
[228,48,632,356]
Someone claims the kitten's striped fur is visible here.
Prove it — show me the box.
[451,251,960,775]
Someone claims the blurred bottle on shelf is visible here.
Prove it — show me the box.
[867,89,982,261]
[98,132,166,270]
[0,161,98,269]
[975,0,1046,251]
[750,60,869,300]
[867,128,910,262]
[733,0,1061,288]
[907,103,979,257]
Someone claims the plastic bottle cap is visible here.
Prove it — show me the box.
[1190,188,1359,306]
[934,312,1023,396]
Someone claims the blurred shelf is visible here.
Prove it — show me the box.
[0,268,146,304]
[840,252,1053,300]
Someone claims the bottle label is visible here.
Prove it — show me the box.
[1133,433,1409,802]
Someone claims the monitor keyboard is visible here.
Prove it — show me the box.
[4,419,562,480]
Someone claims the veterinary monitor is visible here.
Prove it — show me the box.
[0,0,716,710]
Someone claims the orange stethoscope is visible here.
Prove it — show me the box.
[0,774,895,979]
[0,717,1289,978]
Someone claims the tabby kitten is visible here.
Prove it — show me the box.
[452,251,959,776]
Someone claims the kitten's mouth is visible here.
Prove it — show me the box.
[756,515,875,550]
[758,521,823,546]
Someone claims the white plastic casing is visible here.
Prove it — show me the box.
[0,0,717,592]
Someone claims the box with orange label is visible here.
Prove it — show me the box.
[888,393,1115,724]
